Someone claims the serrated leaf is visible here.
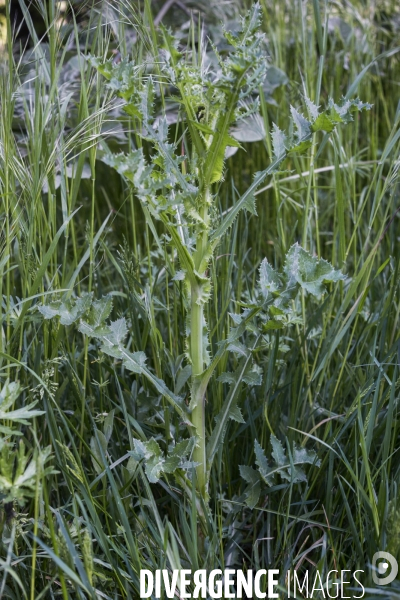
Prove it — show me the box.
[290,106,311,142]
[78,321,111,339]
[262,320,285,332]
[304,96,319,120]
[217,372,236,384]
[270,434,287,468]
[288,140,313,154]
[0,402,45,425]
[255,439,275,485]
[239,465,261,508]
[293,444,321,467]
[108,318,128,345]
[269,306,284,316]
[38,293,93,326]
[115,348,189,422]
[130,438,164,483]
[205,131,242,184]
[229,405,245,423]
[259,258,281,298]
[129,437,196,483]
[329,96,372,124]
[271,124,287,160]
[242,193,257,215]
[227,341,249,357]
[284,243,345,297]
[38,303,62,320]
[172,270,185,281]
[242,365,262,386]
[164,437,196,473]
[90,296,113,328]
[311,113,335,133]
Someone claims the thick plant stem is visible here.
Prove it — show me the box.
[191,189,211,499]
[191,289,206,497]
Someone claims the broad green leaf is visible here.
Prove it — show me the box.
[262,320,284,331]
[129,437,196,483]
[131,438,164,483]
[39,293,93,326]
[311,113,335,133]
[230,114,266,143]
[288,140,312,154]
[293,444,321,467]
[164,438,197,473]
[90,296,113,328]
[108,318,128,346]
[284,243,345,297]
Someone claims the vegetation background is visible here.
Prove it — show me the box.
[0,0,400,598]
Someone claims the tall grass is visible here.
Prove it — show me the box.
[0,0,400,598]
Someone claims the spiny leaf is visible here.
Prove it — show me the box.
[304,96,319,120]
[239,465,261,509]
[129,437,197,483]
[38,293,93,326]
[242,434,321,502]
[284,243,345,297]
[293,444,321,468]
[90,296,113,328]
[255,439,274,485]
[130,438,164,483]
[329,96,372,124]
[290,106,311,143]
[259,258,281,298]
[164,438,197,473]
[108,318,128,346]
[311,113,335,133]
[270,434,287,468]
[271,124,287,160]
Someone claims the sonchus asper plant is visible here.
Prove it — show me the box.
[40,4,370,502]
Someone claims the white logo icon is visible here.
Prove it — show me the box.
[372,551,398,585]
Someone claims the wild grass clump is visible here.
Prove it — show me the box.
[0,0,400,598]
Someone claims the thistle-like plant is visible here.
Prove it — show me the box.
[40,4,371,502]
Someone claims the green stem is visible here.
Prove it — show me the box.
[191,190,211,498]
[191,288,206,496]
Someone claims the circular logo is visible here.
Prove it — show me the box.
[372,551,398,585]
